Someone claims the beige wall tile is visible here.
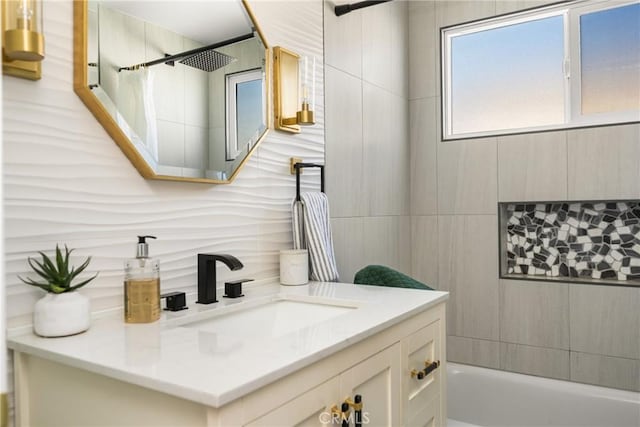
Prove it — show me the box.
[411,216,439,288]
[323,0,362,77]
[363,84,410,216]
[410,98,438,215]
[500,280,569,349]
[571,352,640,392]
[325,66,366,218]
[567,124,640,200]
[570,284,640,360]
[408,0,437,100]
[331,217,365,282]
[500,343,570,380]
[495,0,558,15]
[363,216,411,274]
[497,132,568,202]
[437,138,498,215]
[438,215,499,340]
[362,1,393,91]
[435,0,496,28]
[447,335,500,369]
[390,0,409,98]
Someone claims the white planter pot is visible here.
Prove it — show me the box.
[33,292,91,337]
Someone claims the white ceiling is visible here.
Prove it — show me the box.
[101,0,253,45]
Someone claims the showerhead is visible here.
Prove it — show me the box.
[179,49,236,72]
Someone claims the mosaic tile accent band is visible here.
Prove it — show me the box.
[503,201,640,282]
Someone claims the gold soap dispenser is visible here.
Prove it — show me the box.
[124,235,160,323]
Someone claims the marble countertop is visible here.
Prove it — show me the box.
[7,281,448,408]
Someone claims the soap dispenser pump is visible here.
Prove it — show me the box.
[124,235,160,323]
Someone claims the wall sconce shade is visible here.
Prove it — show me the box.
[2,0,44,80]
[297,55,315,125]
[273,46,315,133]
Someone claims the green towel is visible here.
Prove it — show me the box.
[353,265,434,290]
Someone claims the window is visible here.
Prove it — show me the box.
[441,0,640,140]
[225,68,266,161]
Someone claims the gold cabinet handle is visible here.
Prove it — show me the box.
[410,368,425,380]
[411,360,441,380]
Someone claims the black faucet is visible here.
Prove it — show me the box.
[197,254,243,304]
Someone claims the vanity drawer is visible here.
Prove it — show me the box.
[404,319,443,425]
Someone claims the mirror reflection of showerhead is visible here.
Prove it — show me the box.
[179,50,237,72]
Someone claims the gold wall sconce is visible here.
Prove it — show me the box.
[273,46,315,133]
[2,0,45,80]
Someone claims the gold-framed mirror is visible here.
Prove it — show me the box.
[73,0,270,184]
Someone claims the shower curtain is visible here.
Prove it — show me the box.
[117,68,159,161]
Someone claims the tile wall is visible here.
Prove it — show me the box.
[324,0,411,282]
[408,0,640,391]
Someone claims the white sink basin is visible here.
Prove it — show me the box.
[179,297,358,339]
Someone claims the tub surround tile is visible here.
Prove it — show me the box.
[447,335,500,369]
[389,0,409,98]
[362,1,393,91]
[323,0,362,77]
[570,284,640,360]
[408,0,437,100]
[500,343,570,380]
[410,97,438,216]
[435,0,496,29]
[495,0,558,15]
[570,352,640,392]
[497,132,568,202]
[325,66,366,218]
[437,138,498,215]
[500,280,569,349]
[438,215,499,340]
[331,217,365,283]
[411,216,439,288]
[568,125,640,201]
[363,216,411,275]
[363,84,409,216]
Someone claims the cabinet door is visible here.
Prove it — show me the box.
[339,343,402,427]
[245,378,339,426]
[403,320,443,427]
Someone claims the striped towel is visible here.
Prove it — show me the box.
[292,192,340,282]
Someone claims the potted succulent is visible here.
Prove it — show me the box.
[19,245,98,337]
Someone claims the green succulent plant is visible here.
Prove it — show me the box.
[18,245,98,294]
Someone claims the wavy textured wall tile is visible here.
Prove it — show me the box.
[3,0,324,328]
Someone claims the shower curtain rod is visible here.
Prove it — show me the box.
[334,0,393,16]
[118,32,254,72]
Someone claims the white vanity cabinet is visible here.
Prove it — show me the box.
[247,343,402,426]
[10,285,447,427]
[244,303,445,427]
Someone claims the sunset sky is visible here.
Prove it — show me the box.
[449,2,640,135]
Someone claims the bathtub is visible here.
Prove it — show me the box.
[447,362,640,427]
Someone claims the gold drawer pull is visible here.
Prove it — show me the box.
[411,360,441,380]
[410,368,425,380]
